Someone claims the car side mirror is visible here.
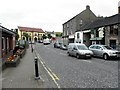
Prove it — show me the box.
[100,48,103,50]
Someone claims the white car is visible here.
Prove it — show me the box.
[43,38,50,45]
[67,43,93,59]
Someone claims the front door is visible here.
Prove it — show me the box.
[110,40,116,49]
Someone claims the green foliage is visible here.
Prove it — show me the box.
[48,34,52,39]
[11,28,19,40]
[56,32,62,37]
[23,32,30,41]
[42,34,47,39]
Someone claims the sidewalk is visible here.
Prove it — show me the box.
[2,45,57,88]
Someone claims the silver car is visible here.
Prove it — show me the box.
[67,43,93,59]
[89,44,120,60]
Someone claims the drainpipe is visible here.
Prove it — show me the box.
[118,1,120,51]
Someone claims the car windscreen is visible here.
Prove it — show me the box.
[103,46,113,50]
[77,45,88,50]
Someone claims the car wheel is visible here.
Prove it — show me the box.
[76,54,80,59]
[103,54,109,60]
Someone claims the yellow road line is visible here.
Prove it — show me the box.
[35,51,60,88]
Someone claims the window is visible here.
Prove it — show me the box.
[77,33,79,39]
[114,29,118,35]
[2,37,4,50]
[96,46,101,49]
[110,25,118,35]
[7,38,9,49]
[90,45,96,49]
[67,23,69,28]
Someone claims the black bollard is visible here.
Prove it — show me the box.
[34,57,40,80]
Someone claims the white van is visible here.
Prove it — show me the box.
[67,43,93,59]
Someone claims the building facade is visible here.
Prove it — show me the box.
[0,25,16,64]
[62,5,98,46]
[18,26,45,41]
[81,13,120,50]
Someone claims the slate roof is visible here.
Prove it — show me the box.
[0,25,15,35]
[18,26,44,33]
[82,14,120,31]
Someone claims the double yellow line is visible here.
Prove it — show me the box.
[35,50,60,88]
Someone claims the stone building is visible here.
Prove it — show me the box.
[62,5,98,45]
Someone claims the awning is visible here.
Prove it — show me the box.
[90,37,103,40]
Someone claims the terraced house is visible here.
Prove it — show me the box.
[75,2,120,50]
[62,5,99,46]
[0,25,16,69]
[18,26,45,42]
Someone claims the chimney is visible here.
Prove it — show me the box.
[86,5,90,10]
[118,1,120,13]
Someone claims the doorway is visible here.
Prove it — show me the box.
[110,40,116,49]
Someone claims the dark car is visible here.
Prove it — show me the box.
[38,40,43,43]
[54,43,61,48]
[60,44,67,50]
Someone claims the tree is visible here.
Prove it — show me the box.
[11,28,19,40]
[23,32,30,41]
[42,34,47,39]
[56,32,62,37]
[48,34,52,39]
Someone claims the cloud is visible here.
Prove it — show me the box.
[0,0,118,32]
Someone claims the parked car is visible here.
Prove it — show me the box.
[54,42,61,48]
[43,38,50,45]
[89,44,120,60]
[67,43,93,59]
[38,40,43,43]
[59,43,67,50]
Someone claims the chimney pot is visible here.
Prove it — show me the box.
[86,5,90,9]
[118,1,120,13]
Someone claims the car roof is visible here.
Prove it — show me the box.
[90,44,107,47]
[68,43,85,46]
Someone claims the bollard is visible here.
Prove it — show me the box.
[32,48,34,53]
[34,57,40,80]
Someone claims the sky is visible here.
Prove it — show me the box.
[0,0,119,32]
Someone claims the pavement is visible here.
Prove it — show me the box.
[1,45,57,89]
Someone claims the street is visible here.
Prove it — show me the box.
[34,43,118,88]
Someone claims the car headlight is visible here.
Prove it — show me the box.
[109,52,116,54]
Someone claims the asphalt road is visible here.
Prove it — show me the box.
[35,43,118,88]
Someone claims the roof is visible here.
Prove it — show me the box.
[83,14,120,30]
[18,26,44,33]
[63,5,97,25]
[0,25,16,35]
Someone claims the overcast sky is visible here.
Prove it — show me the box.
[0,0,119,32]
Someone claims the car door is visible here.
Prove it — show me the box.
[89,45,97,56]
[68,45,73,55]
[72,46,77,56]
[95,46,103,57]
